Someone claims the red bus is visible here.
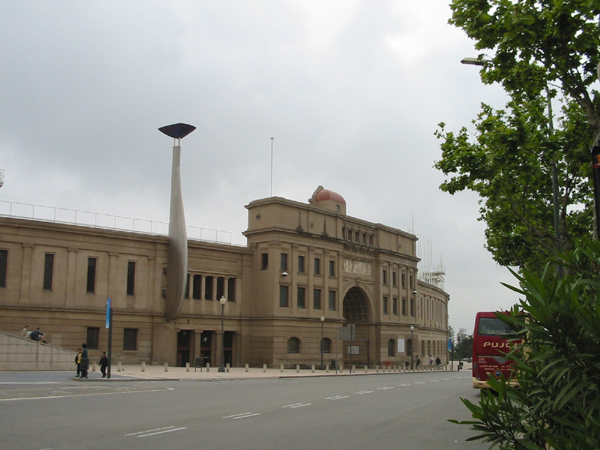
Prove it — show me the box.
[472,311,519,389]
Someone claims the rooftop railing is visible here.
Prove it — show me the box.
[0,200,233,245]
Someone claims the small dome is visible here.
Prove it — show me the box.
[315,189,345,204]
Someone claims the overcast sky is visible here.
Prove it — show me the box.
[0,1,523,333]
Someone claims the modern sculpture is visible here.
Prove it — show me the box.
[159,123,196,320]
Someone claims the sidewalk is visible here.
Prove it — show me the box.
[82,362,472,382]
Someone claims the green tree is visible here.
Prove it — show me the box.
[450,0,600,139]
[436,0,600,271]
[451,239,600,449]
[435,94,594,272]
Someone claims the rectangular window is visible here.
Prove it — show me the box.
[297,287,306,309]
[328,290,336,311]
[280,285,289,307]
[86,257,97,293]
[0,249,7,288]
[410,298,415,317]
[298,255,305,273]
[126,261,136,296]
[314,258,321,275]
[329,260,335,277]
[123,328,138,351]
[393,297,398,315]
[313,288,322,310]
[402,273,406,288]
[280,253,288,272]
[382,269,388,285]
[402,298,407,316]
[205,276,213,300]
[261,253,268,270]
[227,278,236,302]
[217,276,225,299]
[393,271,397,287]
[192,274,202,299]
[43,253,54,291]
[184,274,190,299]
[383,296,389,315]
[86,327,99,350]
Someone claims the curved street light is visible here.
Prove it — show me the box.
[218,296,227,372]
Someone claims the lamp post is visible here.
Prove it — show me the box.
[461,58,562,261]
[218,296,226,372]
[410,325,414,370]
[320,315,325,369]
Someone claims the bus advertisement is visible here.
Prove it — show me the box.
[472,311,520,389]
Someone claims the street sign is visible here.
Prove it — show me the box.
[106,298,111,328]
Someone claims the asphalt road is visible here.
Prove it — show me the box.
[0,371,489,450]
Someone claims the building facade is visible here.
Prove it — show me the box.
[0,187,449,368]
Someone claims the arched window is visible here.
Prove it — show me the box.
[287,337,300,353]
[387,339,395,357]
[406,338,413,356]
[321,338,332,354]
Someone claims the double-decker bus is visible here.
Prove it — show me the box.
[472,311,519,389]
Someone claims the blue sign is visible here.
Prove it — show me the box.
[448,338,452,351]
[106,298,111,328]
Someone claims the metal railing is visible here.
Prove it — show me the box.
[0,200,233,245]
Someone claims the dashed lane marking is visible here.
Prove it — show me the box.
[126,426,187,438]
[223,412,261,420]
[283,403,311,409]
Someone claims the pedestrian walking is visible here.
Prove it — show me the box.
[99,352,108,378]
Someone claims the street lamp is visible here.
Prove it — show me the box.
[410,325,415,370]
[460,57,562,261]
[320,315,325,369]
[218,296,227,372]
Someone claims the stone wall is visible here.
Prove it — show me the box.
[0,331,75,371]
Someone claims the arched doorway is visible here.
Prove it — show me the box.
[342,287,371,365]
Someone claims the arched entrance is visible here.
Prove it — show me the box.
[342,287,371,365]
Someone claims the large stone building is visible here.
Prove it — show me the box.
[0,187,449,368]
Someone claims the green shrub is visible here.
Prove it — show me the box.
[451,239,600,449]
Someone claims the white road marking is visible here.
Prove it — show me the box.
[398,384,410,387]
[414,381,426,384]
[126,426,187,438]
[283,402,311,408]
[325,395,349,400]
[377,387,394,390]
[354,390,374,395]
[223,412,261,419]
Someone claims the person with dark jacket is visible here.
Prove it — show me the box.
[80,343,90,379]
[99,352,108,378]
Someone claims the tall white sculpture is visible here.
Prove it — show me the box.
[159,123,196,320]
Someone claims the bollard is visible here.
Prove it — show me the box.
[352,365,356,374]
[245,363,249,372]
[93,362,97,372]
[206,363,210,372]
[364,365,368,373]
[164,362,168,372]
[311,365,315,373]
[376,365,379,373]
[118,361,122,372]
[226,363,230,372]
[340,364,344,373]
[186,362,190,372]
[296,364,300,373]
[263,363,267,372]
[141,362,146,372]
[326,364,330,373]
[280,364,284,373]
